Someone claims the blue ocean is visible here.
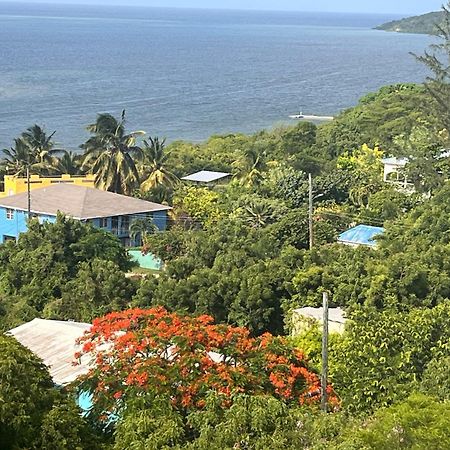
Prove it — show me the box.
[0,2,433,149]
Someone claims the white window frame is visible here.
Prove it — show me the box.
[100,217,108,228]
[6,209,14,220]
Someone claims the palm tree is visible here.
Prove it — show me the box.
[139,137,179,192]
[2,125,60,175]
[239,199,274,228]
[129,217,158,245]
[2,138,32,176]
[51,151,84,175]
[233,146,266,187]
[81,111,144,195]
[20,124,57,165]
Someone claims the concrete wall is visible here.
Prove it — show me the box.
[0,208,56,243]
[0,174,96,198]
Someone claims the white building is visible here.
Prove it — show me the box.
[291,307,347,335]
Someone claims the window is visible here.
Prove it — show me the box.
[120,216,130,234]
[100,217,108,228]
[6,209,14,220]
[111,217,119,233]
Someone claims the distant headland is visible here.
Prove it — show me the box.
[375,11,445,35]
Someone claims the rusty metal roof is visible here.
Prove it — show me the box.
[8,318,91,385]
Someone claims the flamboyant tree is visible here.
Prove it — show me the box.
[76,307,337,423]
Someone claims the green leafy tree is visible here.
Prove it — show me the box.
[331,303,450,413]
[40,399,102,450]
[0,215,133,329]
[335,394,450,450]
[420,356,450,401]
[137,222,300,335]
[113,395,185,450]
[44,259,135,322]
[0,334,55,448]
[186,394,311,450]
[414,2,450,136]
[337,144,384,208]
[316,84,438,157]
[173,186,226,229]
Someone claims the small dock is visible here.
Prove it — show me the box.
[289,114,334,121]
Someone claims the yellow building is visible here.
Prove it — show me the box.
[0,174,96,198]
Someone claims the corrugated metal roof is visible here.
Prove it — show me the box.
[8,318,91,385]
[293,307,346,324]
[0,184,171,219]
[181,170,231,183]
[338,225,385,247]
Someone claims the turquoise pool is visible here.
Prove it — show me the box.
[128,250,162,271]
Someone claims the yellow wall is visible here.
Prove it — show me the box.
[0,174,96,198]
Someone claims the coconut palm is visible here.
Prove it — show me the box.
[129,217,158,245]
[2,138,32,175]
[2,125,61,175]
[81,111,144,195]
[51,151,84,175]
[233,146,266,187]
[20,124,58,165]
[139,137,179,192]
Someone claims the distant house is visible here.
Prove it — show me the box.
[0,184,171,246]
[8,318,91,385]
[292,307,347,335]
[382,157,410,186]
[181,170,231,186]
[338,225,385,248]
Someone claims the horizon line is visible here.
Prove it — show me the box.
[0,1,431,17]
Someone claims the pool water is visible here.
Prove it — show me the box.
[128,250,162,271]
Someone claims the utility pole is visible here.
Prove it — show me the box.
[26,164,31,219]
[321,291,329,412]
[308,173,313,250]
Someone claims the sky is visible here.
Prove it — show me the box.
[0,0,445,15]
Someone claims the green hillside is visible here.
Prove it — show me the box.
[375,11,445,35]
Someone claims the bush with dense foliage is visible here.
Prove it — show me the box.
[331,303,450,413]
[0,334,97,449]
[0,215,135,330]
[333,394,450,450]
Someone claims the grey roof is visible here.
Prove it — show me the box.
[293,307,347,324]
[181,170,231,183]
[0,184,171,219]
[8,318,91,385]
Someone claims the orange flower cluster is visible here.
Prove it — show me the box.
[76,307,337,413]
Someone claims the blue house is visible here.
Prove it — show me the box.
[0,184,171,246]
[338,225,385,248]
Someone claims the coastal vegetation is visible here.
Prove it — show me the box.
[375,10,446,35]
[1,3,450,448]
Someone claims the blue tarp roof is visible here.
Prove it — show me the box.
[338,225,385,247]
